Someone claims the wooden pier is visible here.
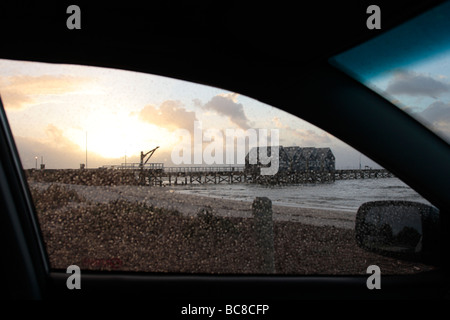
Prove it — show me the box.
[146,166,250,186]
[144,167,394,186]
[334,169,393,180]
[25,167,394,187]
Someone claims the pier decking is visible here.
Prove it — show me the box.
[25,165,394,186]
[143,166,394,186]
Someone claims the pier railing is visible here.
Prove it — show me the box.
[25,167,394,186]
[101,163,165,170]
[143,168,393,186]
[164,166,245,173]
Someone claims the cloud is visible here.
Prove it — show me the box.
[386,70,450,98]
[138,100,197,132]
[417,101,450,140]
[13,122,182,169]
[192,98,203,108]
[44,124,81,150]
[272,116,332,146]
[0,75,93,109]
[290,128,332,145]
[202,93,251,129]
[419,101,450,121]
[14,124,90,169]
[398,104,420,114]
[272,116,289,129]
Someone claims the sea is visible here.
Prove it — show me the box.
[173,177,432,212]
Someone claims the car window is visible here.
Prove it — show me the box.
[0,58,436,275]
[331,1,450,145]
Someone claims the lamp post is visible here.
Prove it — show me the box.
[85,131,88,169]
[359,153,362,170]
[35,156,38,170]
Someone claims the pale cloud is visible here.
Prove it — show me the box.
[138,100,198,132]
[192,98,203,108]
[417,101,450,141]
[398,104,421,114]
[44,124,82,151]
[15,134,109,169]
[290,128,332,145]
[272,116,289,129]
[271,116,332,146]
[0,74,93,109]
[202,93,251,129]
[15,124,90,169]
[14,122,180,169]
[0,89,34,110]
[419,101,450,121]
[386,70,450,98]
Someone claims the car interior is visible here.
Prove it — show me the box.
[1,0,449,305]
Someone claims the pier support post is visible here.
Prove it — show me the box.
[252,197,275,273]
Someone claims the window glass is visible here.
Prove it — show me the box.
[0,58,436,274]
[331,1,450,144]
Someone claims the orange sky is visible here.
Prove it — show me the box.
[0,58,376,169]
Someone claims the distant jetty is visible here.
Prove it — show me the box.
[25,167,393,186]
[25,145,393,186]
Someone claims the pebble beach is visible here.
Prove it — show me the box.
[29,181,437,275]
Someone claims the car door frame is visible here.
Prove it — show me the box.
[1,61,449,301]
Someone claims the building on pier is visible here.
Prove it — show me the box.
[244,146,335,175]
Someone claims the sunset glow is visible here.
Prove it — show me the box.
[0,58,377,169]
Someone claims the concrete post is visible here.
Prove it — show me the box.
[252,197,275,273]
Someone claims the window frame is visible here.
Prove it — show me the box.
[1,62,449,301]
[1,0,450,302]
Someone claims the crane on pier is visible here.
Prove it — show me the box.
[140,146,159,169]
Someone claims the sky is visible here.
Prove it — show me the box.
[0,58,378,170]
[368,52,450,144]
[1,4,449,171]
[331,0,450,145]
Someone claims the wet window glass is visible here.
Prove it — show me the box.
[331,1,450,145]
[0,58,436,275]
